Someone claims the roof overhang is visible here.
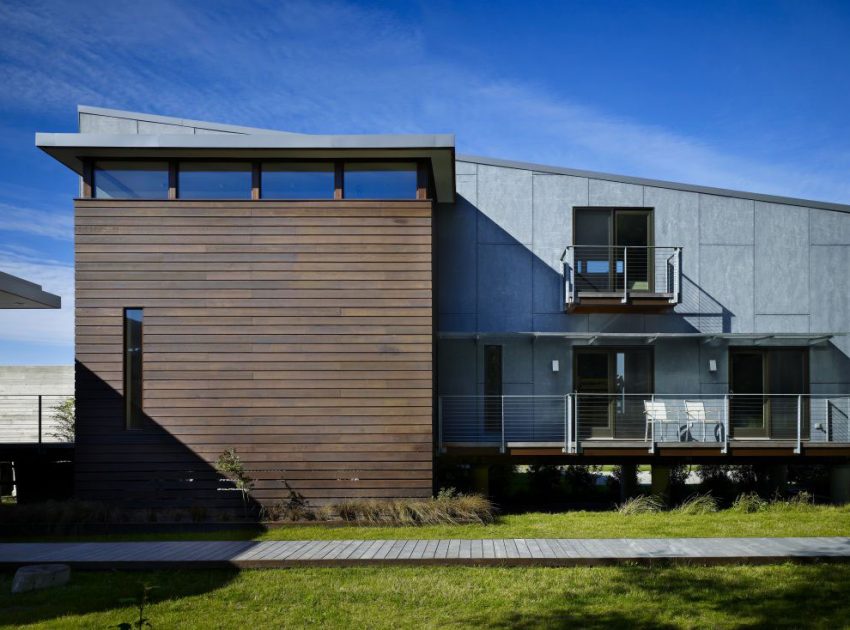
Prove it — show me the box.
[0,271,61,309]
[36,132,456,202]
[438,332,841,346]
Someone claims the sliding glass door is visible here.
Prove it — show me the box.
[574,348,653,439]
[729,348,808,439]
[573,208,653,293]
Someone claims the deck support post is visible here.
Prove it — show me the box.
[830,464,850,505]
[471,465,490,498]
[619,463,638,502]
[650,464,672,505]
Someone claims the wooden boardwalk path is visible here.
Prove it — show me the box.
[2,537,850,569]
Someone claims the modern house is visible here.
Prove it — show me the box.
[35,106,850,510]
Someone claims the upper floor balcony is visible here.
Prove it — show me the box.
[561,245,681,313]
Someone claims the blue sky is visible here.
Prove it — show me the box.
[1,0,849,364]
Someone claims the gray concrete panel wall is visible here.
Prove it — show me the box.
[437,158,850,397]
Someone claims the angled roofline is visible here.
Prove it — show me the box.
[77,105,305,136]
[0,271,61,309]
[458,153,850,214]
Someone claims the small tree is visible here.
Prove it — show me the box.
[215,448,254,517]
[50,397,75,442]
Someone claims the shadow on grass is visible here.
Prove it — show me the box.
[463,563,850,629]
[0,569,239,628]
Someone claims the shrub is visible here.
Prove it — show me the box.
[215,449,254,517]
[729,492,768,513]
[674,493,718,515]
[617,494,665,515]
[49,397,75,443]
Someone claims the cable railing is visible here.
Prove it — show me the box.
[561,245,681,306]
[437,393,850,454]
[0,395,74,444]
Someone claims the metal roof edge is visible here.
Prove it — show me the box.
[457,153,850,214]
[37,131,456,150]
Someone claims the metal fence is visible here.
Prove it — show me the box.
[0,395,73,444]
[561,245,681,305]
[438,393,850,454]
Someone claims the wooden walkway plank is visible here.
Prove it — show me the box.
[3,537,850,569]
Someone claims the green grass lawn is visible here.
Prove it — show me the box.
[16,504,850,543]
[3,564,850,629]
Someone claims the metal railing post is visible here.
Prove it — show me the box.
[675,247,682,303]
[649,392,655,453]
[574,394,580,453]
[37,395,42,445]
[500,395,506,454]
[622,246,628,303]
[722,394,729,454]
[795,394,802,454]
[563,394,569,453]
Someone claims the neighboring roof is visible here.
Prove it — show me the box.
[37,106,456,202]
[458,154,850,214]
[0,271,61,309]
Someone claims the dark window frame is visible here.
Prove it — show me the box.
[123,307,144,431]
[82,158,430,201]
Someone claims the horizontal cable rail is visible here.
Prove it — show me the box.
[561,245,681,305]
[438,394,850,454]
[0,395,74,444]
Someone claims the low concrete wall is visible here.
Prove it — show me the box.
[0,366,73,443]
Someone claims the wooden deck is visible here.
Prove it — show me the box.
[2,537,849,569]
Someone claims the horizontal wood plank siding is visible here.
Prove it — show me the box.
[75,199,433,509]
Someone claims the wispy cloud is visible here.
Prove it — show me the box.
[0,202,73,241]
[2,0,848,205]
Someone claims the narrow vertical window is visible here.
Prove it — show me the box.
[484,345,503,433]
[124,308,144,430]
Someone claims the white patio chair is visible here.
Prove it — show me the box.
[685,400,722,442]
[644,400,683,443]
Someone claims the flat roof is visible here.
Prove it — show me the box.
[458,154,850,214]
[37,106,457,202]
[0,271,61,309]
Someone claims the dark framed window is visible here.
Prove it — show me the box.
[261,162,335,199]
[93,161,169,199]
[484,345,503,433]
[573,207,654,292]
[343,162,417,199]
[178,162,251,199]
[124,308,144,430]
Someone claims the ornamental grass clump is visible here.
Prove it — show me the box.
[617,494,665,515]
[729,492,768,513]
[673,493,719,515]
[335,489,494,526]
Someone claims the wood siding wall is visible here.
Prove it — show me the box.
[74,199,433,509]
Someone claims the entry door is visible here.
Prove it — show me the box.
[575,351,612,438]
[574,348,653,439]
[730,351,767,437]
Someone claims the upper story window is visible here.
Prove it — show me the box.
[178,162,252,199]
[261,162,334,199]
[93,161,169,199]
[344,162,417,199]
